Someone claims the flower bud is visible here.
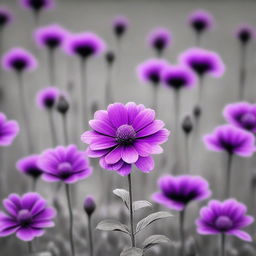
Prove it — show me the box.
[193,105,202,119]
[56,95,69,115]
[105,51,115,66]
[182,115,193,134]
[84,196,96,216]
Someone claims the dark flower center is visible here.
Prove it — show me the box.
[11,59,27,72]
[27,167,43,178]
[191,61,211,76]
[192,20,206,32]
[45,37,61,49]
[0,14,8,26]
[28,0,46,11]
[116,125,136,144]
[17,209,32,227]
[215,216,233,231]
[149,72,160,85]
[153,38,165,52]
[163,189,198,204]
[44,97,55,109]
[238,31,251,44]
[167,76,186,90]
[74,45,94,59]
[240,113,256,130]
[58,162,73,179]
[114,24,125,38]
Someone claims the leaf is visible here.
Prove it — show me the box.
[133,200,152,211]
[142,235,171,251]
[96,219,130,235]
[113,189,130,209]
[120,247,143,256]
[136,211,172,234]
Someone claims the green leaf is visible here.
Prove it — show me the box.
[133,200,152,211]
[113,189,130,209]
[136,211,172,234]
[120,247,143,256]
[142,235,171,250]
[96,219,130,235]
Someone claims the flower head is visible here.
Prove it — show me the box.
[203,124,255,156]
[112,15,129,38]
[38,145,92,183]
[0,192,56,241]
[161,64,197,90]
[179,48,225,78]
[16,155,43,179]
[235,24,255,44]
[0,6,13,27]
[81,102,170,176]
[20,0,55,12]
[36,87,60,110]
[0,113,19,146]
[84,196,96,216]
[196,199,254,241]
[2,48,38,73]
[64,32,106,59]
[152,175,211,211]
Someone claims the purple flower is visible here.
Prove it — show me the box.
[161,64,197,90]
[36,87,60,110]
[0,6,13,27]
[84,196,96,216]
[0,113,19,146]
[203,124,255,157]
[235,24,255,44]
[38,145,92,183]
[223,102,256,133]
[2,48,38,73]
[188,9,214,34]
[81,102,170,176]
[152,175,211,211]
[179,48,225,78]
[20,0,55,12]
[64,32,106,59]
[196,199,254,241]
[147,28,172,56]
[0,192,56,241]
[112,15,129,38]
[16,155,43,179]
[136,59,168,85]
[34,24,67,49]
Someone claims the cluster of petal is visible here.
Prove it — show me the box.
[235,24,255,43]
[20,0,55,11]
[188,9,214,32]
[81,102,170,176]
[0,193,56,241]
[147,28,172,51]
[196,199,254,241]
[0,6,13,26]
[112,15,129,37]
[36,87,60,110]
[152,175,211,211]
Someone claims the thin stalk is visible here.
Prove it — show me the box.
[179,209,185,256]
[195,32,202,47]
[80,58,87,130]
[185,134,190,172]
[62,113,69,145]
[197,75,204,106]
[152,84,158,112]
[225,153,233,198]
[48,109,57,146]
[238,43,247,100]
[33,11,40,28]
[220,233,226,256]
[174,89,180,172]
[88,215,94,256]
[48,48,56,85]
[128,174,135,247]
[28,241,33,254]
[65,184,75,256]
[32,178,38,191]
[105,64,113,106]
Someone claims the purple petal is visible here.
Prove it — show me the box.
[227,229,252,242]
[135,156,154,172]
[121,145,139,164]
[108,103,128,128]
[104,146,122,164]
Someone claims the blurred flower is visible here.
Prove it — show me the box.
[196,199,254,241]
[105,50,115,66]
[36,87,60,110]
[20,0,55,12]
[38,145,92,183]
[0,6,13,28]
[179,48,225,78]
[84,196,96,216]
[56,94,69,115]
[112,15,129,39]
[2,48,38,73]
[235,24,255,44]
[81,102,170,176]
[152,175,211,211]
[182,115,193,135]
[0,192,56,241]
[203,124,255,157]
[223,102,256,133]
[193,104,202,119]
[0,112,19,146]
[16,154,43,179]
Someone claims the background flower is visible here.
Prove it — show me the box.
[235,24,255,44]
[36,87,60,110]
[0,6,13,27]
[20,0,55,12]
[112,15,129,38]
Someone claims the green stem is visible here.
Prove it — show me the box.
[179,210,185,256]
[128,174,135,247]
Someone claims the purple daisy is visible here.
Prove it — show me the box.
[0,6,13,28]
[196,199,254,241]
[112,15,129,39]
[38,144,92,183]
[36,87,60,110]
[203,124,255,157]
[223,102,256,133]
[2,47,38,73]
[0,192,56,241]
[152,175,211,211]
[235,24,255,44]
[20,0,55,12]
[0,112,19,146]
[81,102,170,176]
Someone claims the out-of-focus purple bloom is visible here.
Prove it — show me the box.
[235,24,255,44]
[179,48,225,78]
[196,199,254,241]
[0,192,56,241]
[152,175,211,211]
[136,59,168,85]
[38,145,92,183]
[112,15,129,39]
[20,0,55,12]
[34,24,67,49]
[64,32,106,59]
[223,102,256,133]
[2,48,38,73]
[36,87,60,110]
[188,9,214,34]
[0,113,19,146]
[84,196,96,216]
[147,28,171,56]
[16,155,43,179]
[203,124,255,157]
[0,6,13,28]
[161,65,197,90]
[81,102,170,176]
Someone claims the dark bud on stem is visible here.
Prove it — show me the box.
[238,30,251,45]
[56,95,69,115]
[182,115,193,134]
[84,196,96,216]
[193,105,202,119]
[105,51,115,66]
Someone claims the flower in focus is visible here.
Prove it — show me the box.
[36,87,60,110]
[112,15,129,39]
[84,196,96,216]
[235,24,255,44]
[81,102,170,176]
[20,0,55,12]
[2,48,38,73]
[0,192,56,241]
[152,175,211,211]
[223,102,256,133]
[38,145,92,183]
[196,199,254,241]
[0,113,19,146]
[16,155,43,179]
[0,6,13,28]
[203,124,255,157]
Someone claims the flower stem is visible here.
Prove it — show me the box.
[105,63,113,107]
[179,209,185,256]
[220,233,226,256]
[48,48,56,85]
[238,43,247,100]
[48,109,57,146]
[185,133,190,172]
[128,173,135,247]
[174,89,180,172]
[80,58,88,130]
[65,184,75,256]
[225,153,233,198]
[198,75,204,106]
[32,178,38,191]
[88,215,94,256]
[28,241,33,254]
[62,113,69,145]
[152,84,158,113]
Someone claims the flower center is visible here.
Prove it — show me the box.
[116,125,136,144]
[58,162,73,178]
[215,216,233,231]
[241,113,256,130]
[17,209,32,227]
